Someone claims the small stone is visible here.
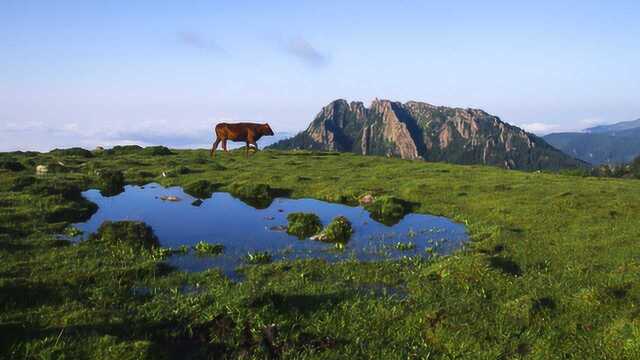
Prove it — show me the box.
[191,199,203,207]
[310,233,327,241]
[160,195,181,202]
[36,165,48,174]
[359,194,374,205]
[269,225,287,232]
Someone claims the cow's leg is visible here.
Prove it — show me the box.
[222,140,228,152]
[246,134,256,157]
[210,138,221,157]
[245,141,250,157]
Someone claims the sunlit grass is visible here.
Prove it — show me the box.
[1,148,639,358]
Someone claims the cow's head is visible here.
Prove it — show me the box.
[261,123,274,136]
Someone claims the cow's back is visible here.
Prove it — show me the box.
[216,123,259,141]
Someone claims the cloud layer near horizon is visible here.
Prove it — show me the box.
[0,120,292,152]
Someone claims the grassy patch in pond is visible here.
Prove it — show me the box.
[245,251,272,264]
[318,216,353,243]
[395,241,416,251]
[98,169,125,196]
[286,212,322,239]
[193,241,224,255]
[364,195,410,225]
[89,221,159,250]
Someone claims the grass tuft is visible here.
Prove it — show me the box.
[286,212,322,239]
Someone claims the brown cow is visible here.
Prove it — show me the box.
[211,122,274,157]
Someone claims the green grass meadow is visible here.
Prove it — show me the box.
[1,148,639,359]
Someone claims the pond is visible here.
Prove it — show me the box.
[73,183,468,279]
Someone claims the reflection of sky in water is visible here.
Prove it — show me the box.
[75,183,468,279]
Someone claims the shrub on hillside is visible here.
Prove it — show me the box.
[142,146,173,156]
[105,145,144,155]
[49,147,93,158]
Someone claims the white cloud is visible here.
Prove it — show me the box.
[579,118,604,127]
[284,37,329,67]
[517,122,562,135]
[176,31,224,53]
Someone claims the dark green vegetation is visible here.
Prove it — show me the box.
[286,212,323,239]
[320,216,353,243]
[544,119,640,165]
[245,251,273,265]
[228,181,278,208]
[364,195,411,225]
[89,221,159,250]
[183,179,218,199]
[1,147,640,358]
[0,159,26,172]
[270,99,584,170]
[193,241,224,255]
[558,154,640,179]
[50,147,94,158]
[395,241,416,251]
[98,170,125,197]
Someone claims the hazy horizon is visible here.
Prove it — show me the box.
[2,1,639,151]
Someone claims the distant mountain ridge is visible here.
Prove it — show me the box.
[584,119,640,134]
[544,120,640,165]
[269,99,584,170]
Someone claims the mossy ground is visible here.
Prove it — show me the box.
[1,148,640,359]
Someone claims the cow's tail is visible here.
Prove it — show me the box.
[214,123,223,137]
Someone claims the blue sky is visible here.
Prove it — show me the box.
[1,0,639,151]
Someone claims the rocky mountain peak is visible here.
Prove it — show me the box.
[270,99,585,170]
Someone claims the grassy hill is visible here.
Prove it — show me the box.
[1,148,639,359]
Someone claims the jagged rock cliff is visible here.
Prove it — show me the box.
[269,99,585,170]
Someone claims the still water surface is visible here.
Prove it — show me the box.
[74,183,468,278]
